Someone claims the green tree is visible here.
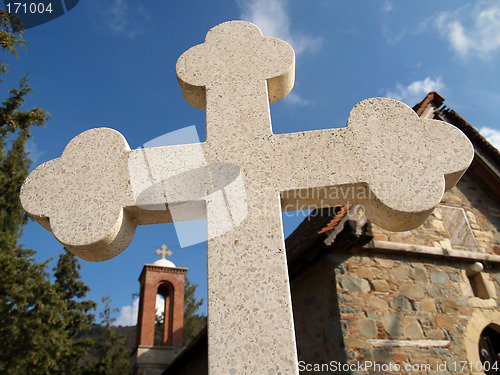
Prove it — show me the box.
[0,9,57,375]
[0,10,96,374]
[53,249,97,374]
[182,276,205,346]
[0,245,69,374]
[83,296,130,375]
[0,10,48,251]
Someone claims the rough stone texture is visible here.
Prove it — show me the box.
[293,250,498,374]
[356,152,500,373]
[311,253,494,374]
[400,283,426,299]
[358,319,378,337]
[431,270,449,284]
[372,174,500,256]
[339,276,371,293]
[393,296,412,310]
[403,321,425,339]
[19,21,475,374]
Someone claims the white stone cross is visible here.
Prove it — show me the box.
[20,21,473,373]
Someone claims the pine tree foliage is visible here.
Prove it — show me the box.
[52,249,97,374]
[182,276,205,346]
[0,248,68,374]
[83,297,130,375]
[0,9,48,252]
[0,10,95,374]
[0,9,55,374]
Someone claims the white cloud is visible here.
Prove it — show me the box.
[282,91,310,106]
[479,127,500,151]
[238,0,322,55]
[114,295,165,327]
[386,77,445,106]
[381,24,406,45]
[90,0,151,39]
[379,1,406,45]
[435,2,500,58]
[382,0,393,14]
[25,138,45,167]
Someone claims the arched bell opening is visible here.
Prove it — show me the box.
[154,281,175,346]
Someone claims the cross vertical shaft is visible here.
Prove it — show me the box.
[176,21,299,373]
[206,190,298,373]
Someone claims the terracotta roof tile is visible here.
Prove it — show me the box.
[318,205,350,234]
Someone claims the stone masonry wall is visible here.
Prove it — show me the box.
[371,174,500,255]
[291,250,500,375]
[291,170,500,374]
[336,252,500,375]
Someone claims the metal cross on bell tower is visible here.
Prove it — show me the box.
[156,244,173,260]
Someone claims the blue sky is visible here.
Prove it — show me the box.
[5,0,500,325]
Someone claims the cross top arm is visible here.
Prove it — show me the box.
[176,21,295,110]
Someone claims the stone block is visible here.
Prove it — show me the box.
[403,321,424,339]
[431,270,449,284]
[426,328,444,340]
[446,357,460,372]
[426,286,441,298]
[356,268,375,279]
[430,219,446,232]
[339,276,370,293]
[439,299,459,313]
[368,296,389,310]
[371,348,392,363]
[358,319,378,338]
[410,266,429,283]
[432,207,443,220]
[399,283,425,299]
[343,337,367,349]
[419,298,436,312]
[390,268,408,280]
[383,313,402,337]
[371,279,390,292]
[393,296,412,310]
[435,315,454,329]
[391,352,407,362]
[375,258,394,268]
[366,312,381,320]
[340,306,363,314]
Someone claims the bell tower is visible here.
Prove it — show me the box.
[132,245,187,375]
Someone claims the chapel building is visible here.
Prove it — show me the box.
[162,92,500,375]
